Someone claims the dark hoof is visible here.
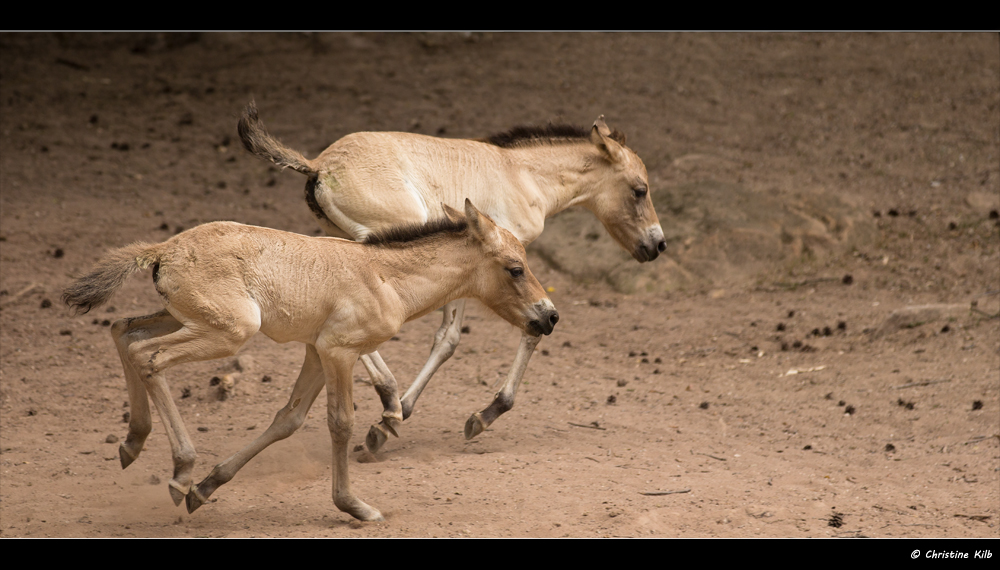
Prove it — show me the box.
[464,413,485,440]
[366,424,388,453]
[168,482,187,507]
[186,488,207,514]
[118,445,137,470]
[381,419,399,438]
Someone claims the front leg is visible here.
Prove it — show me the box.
[319,346,384,522]
[465,333,540,439]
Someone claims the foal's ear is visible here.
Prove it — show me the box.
[590,115,625,163]
[464,198,501,247]
[441,202,464,223]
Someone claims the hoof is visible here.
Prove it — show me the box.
[343,501,384,522]
[118,445,137,470]
[381,416,400,438]
[366,423,389,453]
[353,510,385,522]
[185,487,208,514]
[168,480,188,507]
[464,413,485,440]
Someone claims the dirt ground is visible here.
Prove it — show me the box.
[1,32,998,538]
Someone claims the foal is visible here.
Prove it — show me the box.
[63,200,557,521]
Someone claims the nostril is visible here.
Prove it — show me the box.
[549,313,559,326]
[657,240,666,252]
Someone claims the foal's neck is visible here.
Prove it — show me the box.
[368,236,480,319]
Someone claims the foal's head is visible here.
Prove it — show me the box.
[583,116,666,263]
[448,199,559,337]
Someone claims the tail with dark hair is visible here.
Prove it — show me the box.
[237,100,318,176]
[62,242,158,314]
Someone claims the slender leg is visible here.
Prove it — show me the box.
[126,321,257,506]
[318,345,383,521]
[186,344,326,513]
[366,299,466,452]
[110,310,183,469]
[464,333,540,439]
[360,352,402,434]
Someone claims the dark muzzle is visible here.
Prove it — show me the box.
[638,239,666,262]
[528,310,559,336]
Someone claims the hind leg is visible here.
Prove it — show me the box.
[110,310,183,469]
[360,351,402,451]
[126,318,258,505]
[367,299,466,452]
[187,344,326,513]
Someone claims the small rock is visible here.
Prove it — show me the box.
[828,512,844,528]
[215,374,236,401]
[105,434,119,444]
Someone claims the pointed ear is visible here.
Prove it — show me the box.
[590,115,624,163]
[441,202,464,223]
[593,115,612,137]
[464,198,501,248]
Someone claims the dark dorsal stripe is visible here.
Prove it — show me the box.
[363,217,469,247]
[483,124,626,148]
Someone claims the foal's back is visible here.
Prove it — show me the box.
[153,222,370,345]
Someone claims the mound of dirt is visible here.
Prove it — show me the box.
[531,180,877,293]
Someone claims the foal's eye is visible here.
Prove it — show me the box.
[507,267,524,278]
[632,186,648,199]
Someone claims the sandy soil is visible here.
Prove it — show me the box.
[1,32,998,538]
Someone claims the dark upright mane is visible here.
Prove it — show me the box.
[483,124,627,148]
[363,217,469,247]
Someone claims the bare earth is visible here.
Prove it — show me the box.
[1,32,998,538]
